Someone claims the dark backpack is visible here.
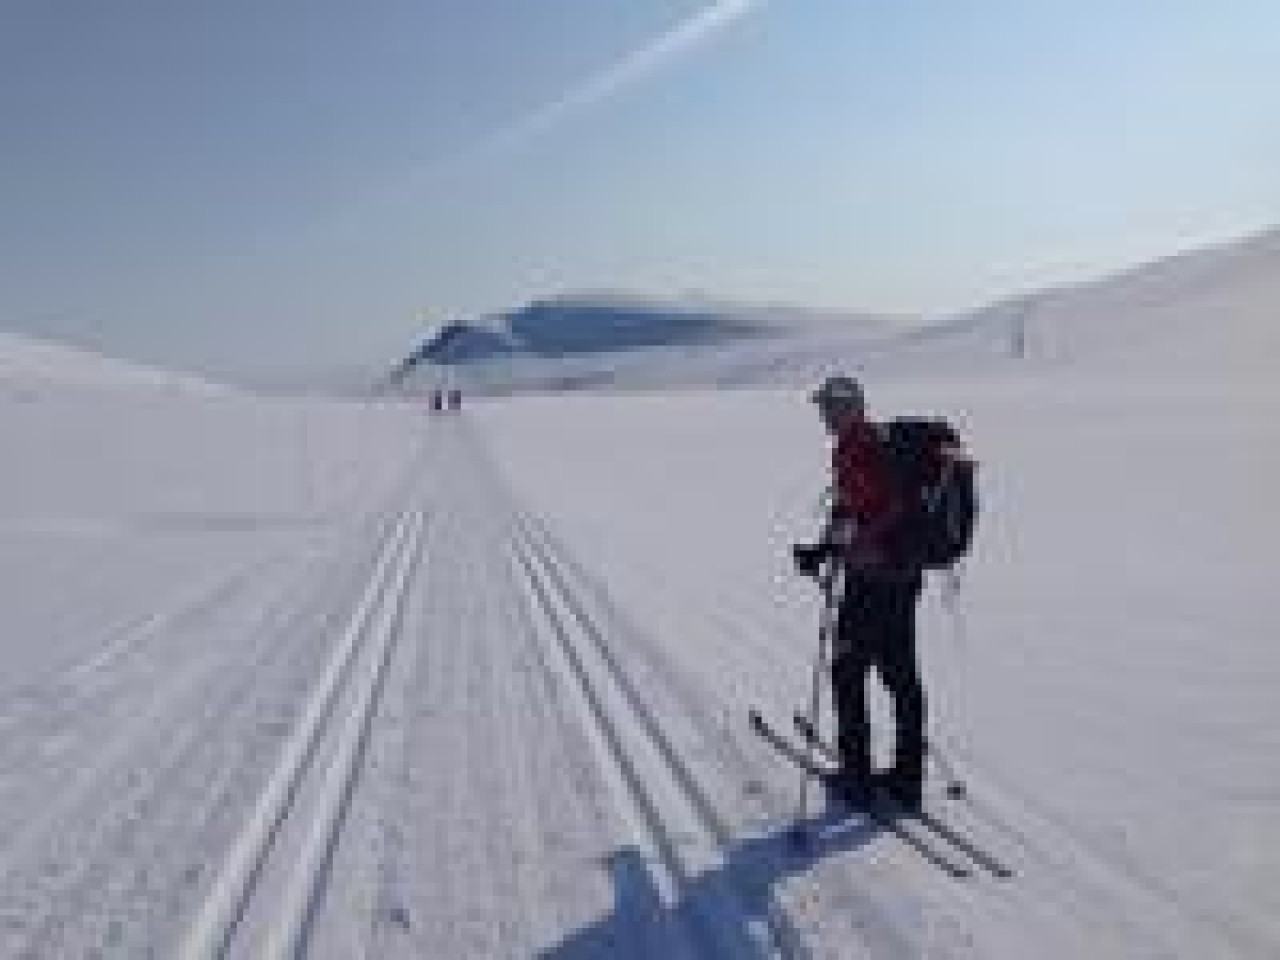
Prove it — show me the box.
[877,418,978,569]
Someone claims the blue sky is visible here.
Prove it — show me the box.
[2,0,1277,380]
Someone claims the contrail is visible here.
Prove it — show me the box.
[308,1,765,234]
[447,0,765,168]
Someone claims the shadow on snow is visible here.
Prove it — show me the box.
[539,806,883,959]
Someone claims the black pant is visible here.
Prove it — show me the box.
[831,573,926,785]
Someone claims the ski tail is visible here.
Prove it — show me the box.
[750,708,1013,880]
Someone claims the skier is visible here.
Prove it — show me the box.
[793,375,928,811]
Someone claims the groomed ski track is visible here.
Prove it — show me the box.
[0,409,1273,958]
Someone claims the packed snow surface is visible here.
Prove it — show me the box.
[0,231,1276,957]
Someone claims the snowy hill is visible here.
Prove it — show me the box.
[0,325,422,528]
[391,227,1279,394]
[0,328,222,394]
[897,226,1280,376]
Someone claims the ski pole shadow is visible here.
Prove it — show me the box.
[538,805,882,959]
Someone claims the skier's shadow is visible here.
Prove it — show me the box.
[538,805,881,959]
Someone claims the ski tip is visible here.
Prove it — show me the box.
[747,709,764,729]
[793,714,818,741]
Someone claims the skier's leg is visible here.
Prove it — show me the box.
[831,585,874,794]
[830,653,871,775]
[879,578,927,806]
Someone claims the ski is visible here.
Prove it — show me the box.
[791,713,829,756]
[791,713,1013,879]
[795,713,968,798]
[904,809,1014,879]
[749,710,972,879]
[749,708,833,779]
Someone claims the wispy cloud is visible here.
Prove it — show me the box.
[450,0,765,167]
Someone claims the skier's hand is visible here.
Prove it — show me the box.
[826,516,857,548]
[845,538,886,570]
[792,543,828,578]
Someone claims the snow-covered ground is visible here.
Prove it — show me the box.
[479,371,1279,958]
[0,230,1276,957]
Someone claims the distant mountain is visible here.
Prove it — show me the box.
[387,226,1279,394]
[389,320,516,377]
[388,295,777,380]
[501,294,766,356]
[388,294,898,393]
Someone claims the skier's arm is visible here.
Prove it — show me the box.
[792,505,853,577]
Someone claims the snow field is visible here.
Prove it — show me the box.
[0,377,1272,956]
[2,225,1277,958]
[478,374,1280,959]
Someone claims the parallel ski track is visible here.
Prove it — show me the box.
[178,509,427,960]
[0,520,397,958]
[312,430,640,959]
[453,419,935,960]
[510,510,970,960]
[512,509,813,960]
[259,510,426,960]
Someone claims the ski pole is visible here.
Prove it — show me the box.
[794,563,838,830]
[931,567,971,798]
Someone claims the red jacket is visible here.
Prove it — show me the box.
[832,420,904,550]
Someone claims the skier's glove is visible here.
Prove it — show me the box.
[845,539,886,570]
[792,542,829,579]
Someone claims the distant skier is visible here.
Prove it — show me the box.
[448,388,462,412]
[793,375,928,811]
